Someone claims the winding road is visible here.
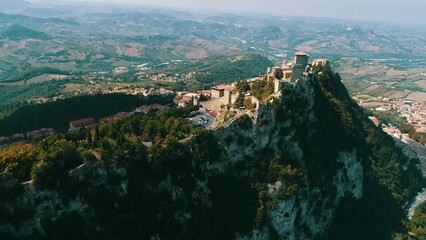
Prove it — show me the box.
[409,190,426,219]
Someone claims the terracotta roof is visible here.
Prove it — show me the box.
[114,112,132,119]
[209,111,219,118]
[212,84,235,92]
[174,95,184,101]
[70,118,96,129]
[369,116,380,127]
[212,87,224,91]
[150,104,163,109]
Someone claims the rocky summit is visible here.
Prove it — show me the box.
[0,63,423,240]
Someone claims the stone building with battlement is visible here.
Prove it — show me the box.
[266,52,328,93]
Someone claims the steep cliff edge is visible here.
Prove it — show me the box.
[215,75,365,239]
[0,67,423,240]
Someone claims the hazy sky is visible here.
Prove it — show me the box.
[30,0,425,25]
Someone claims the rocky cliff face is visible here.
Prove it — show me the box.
[0,160,129,238]
[215,77,363,239]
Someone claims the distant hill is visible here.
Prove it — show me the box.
[192,54,272,83]
[1,24,50,41]
[259,25,284,40]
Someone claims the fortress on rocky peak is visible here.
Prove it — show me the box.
[266,52,329,94]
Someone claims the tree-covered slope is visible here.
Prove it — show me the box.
[191,54,272,83]
[309,65,424,239]
[400,202,426,239]
[1,24,50,41]
[0,67,423,239]
[0,94,173,135]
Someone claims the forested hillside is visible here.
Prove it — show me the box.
[192,54,272,83]
[0,67,423,239]
[2,24,50,41]
[0,94,173,135]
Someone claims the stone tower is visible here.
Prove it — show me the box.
[193,97,199,107]
[224,90,232,105]
[274,79,283,94]
[291,52,309,82]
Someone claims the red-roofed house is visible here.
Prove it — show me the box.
[102,112,133,122]
[150,104,164,110]
[209,111,219,118]
[114,112,132,120]
[174,95,184,104]
[70,118,97,130]
[369,116,380,127]
[409,116,419,124]
[174,95,192,107]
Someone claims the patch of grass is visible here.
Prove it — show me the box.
[342,80,371,93]
[393,81,424,92]
[355,94,373,100]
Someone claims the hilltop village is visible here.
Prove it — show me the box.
[1,52,425,155]
[0,51,425,239]
[59,52,329,134]
[169,52,329,128]
[0,52,326,148]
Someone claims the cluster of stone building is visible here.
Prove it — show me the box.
[265,52,329,94]
[0,103,169,149]
[170,52,329,129]
[3,51,331,147]
[382,125,411,142]
[69,104,168,131]
[175,62,327,109]
[69,118,98,131]
[173,84,235,108]
[374,100,426,133]
[71,86,173,97]
[0,128,55,148]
